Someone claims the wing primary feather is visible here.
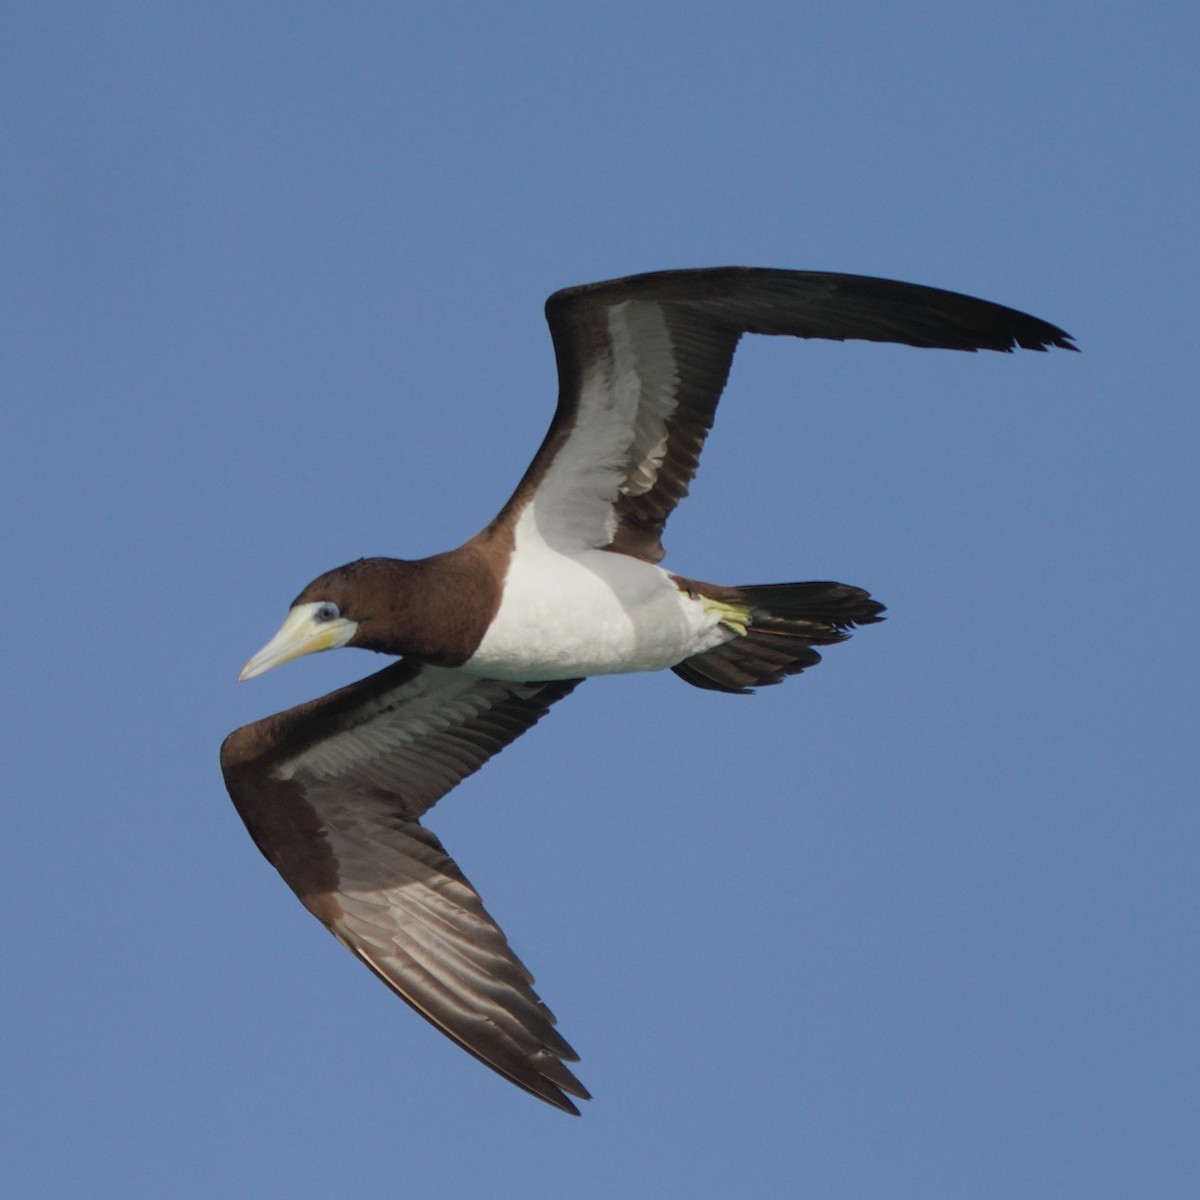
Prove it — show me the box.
[222,667,587,1112]
[497,267,1072,562]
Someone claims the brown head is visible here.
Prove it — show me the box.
[238,557,418,681]
[237,549,502,681]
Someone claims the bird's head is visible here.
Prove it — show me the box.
[237,558,404,681]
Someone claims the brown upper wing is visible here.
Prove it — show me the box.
[220,661,588,1113]
[497,267,1074,562]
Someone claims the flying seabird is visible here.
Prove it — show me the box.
[222,267,1073,1113]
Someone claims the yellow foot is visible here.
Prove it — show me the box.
[699,594,751,637]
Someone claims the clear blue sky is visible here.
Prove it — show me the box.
[4,4,1196,1197]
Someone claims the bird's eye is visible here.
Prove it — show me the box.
[314,602,340,623]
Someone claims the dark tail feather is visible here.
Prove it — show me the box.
[672,581,885,694]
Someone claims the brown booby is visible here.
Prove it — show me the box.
[222,267,1073,1113]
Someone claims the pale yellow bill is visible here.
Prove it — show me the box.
[238,602,357,681]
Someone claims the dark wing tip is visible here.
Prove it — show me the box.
[788,271,1077,355]
[545,266,1077,355]
[299,920,589,1115]
[536,1069,592,1116]
[998,320,1077,354]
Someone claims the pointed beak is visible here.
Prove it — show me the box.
[238,603,358,681]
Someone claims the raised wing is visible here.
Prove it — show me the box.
[499,267,1075,562]
[220,661,588,1113]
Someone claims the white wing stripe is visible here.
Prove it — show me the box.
[522,299,682,550]
[275,670,543,783]
[613,301,681,499]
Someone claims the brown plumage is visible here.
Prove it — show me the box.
[223,664,587,1111]
[223,267,1073,1113]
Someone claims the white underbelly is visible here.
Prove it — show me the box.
[464,548,729,680]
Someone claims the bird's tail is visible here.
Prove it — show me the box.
[671,579,885,694]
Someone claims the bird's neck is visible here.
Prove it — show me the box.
[355,546,504,666]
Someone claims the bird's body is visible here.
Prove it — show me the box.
[223,267,1073,1113]
[466,539,728,680]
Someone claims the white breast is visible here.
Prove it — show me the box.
[464,514,732,681]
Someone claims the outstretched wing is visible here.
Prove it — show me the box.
[498,267,1074,562]
[220,660,588,1113]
